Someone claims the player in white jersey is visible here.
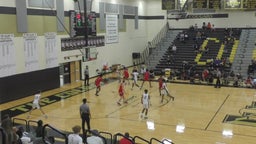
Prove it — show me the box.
[160,79,174,103]
[27,91,47,119]
[131,69,140,90]
[140,89,150,119]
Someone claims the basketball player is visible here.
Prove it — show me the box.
[123,67,130,85]
[140,69,152,89]
[160,79,174,103]
[140,89,150,119]
[117,80,127,106]
[27,91,47,119]
[131,69,140,90]
[95,74,103,96]
[158,75,164,96]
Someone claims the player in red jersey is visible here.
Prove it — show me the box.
[158,75,164,96]
[117,80,127,105]
[140,69,152,89]
[123,67,130,85]
[95,74,103,96]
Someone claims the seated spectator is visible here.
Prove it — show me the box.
[202,69,209,81]
[204,46,209,54]
[1,114,17,144]
[16,127,33,144]
[245,76,253,88]
[68,125,83,144]
[189,25,194,31]
[87,130,104,144]
[119,132,133,144]
[184,32,189,40]
[196,31,201,40]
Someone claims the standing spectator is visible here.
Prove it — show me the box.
[172,44,177,53]
[84,65,89,86]
[207,22,212,30]
[95,74,103,96]
[68,125,83,144]
[32,120,47,144]
[80,98,91,133]
[215,68,221,88]
[87,130,104,144]
[211,24,215,32]
[35,120,46,137]
[27,91,47,119]
[140,89,150,119]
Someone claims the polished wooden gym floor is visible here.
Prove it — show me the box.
[1,73,256,144]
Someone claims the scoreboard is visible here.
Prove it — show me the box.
[69,10,97,38]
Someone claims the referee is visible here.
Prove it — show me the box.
[80,98,91,133]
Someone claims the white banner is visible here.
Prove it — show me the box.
[106,14,118,44]
[0,34,16,78]
[44,32,58,68]
[23,33,39,72]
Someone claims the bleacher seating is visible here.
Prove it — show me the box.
[154,28,241,80]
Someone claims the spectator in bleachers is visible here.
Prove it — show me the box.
[245,76,254,88]
[194,23,198,31]
[87,130,104,144]
[202,22,207,30]
[16,127,32,144]
[68,125,83,144]
[189,25,194,31]
[179,32,185,42]
[172,44,177,53]
[204,46,209,54]
[211,24,215,32]
[196,31,201,41]
[201,32,207,40]
[35,120,45,138]
[119,132,133,144]
[184,32,189,40]
[1,114,17,144]
[207,22,212,30]
[202,69,209,82]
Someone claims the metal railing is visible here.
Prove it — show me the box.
[42,124,68,144]
[113,133,135,144]
[140,22,170,66]
[133,135,150,144]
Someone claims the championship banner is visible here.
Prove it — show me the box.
[23,33,39,72]
[44,32,58,68]
[0,34,16,78]
[106,14,118,44]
